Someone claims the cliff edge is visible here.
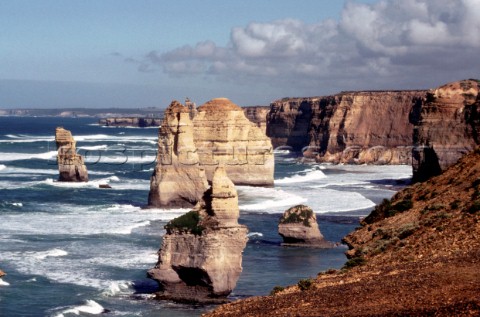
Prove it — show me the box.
[204,148,480,316]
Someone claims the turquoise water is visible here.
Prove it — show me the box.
[0,117,411,316]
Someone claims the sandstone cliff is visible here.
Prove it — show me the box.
[242,106,269,134]
[267,91,425,164]
[55,127,88,182]
[193,98,274,186]
[278,205,332,248]
[148,101,209,208]
[411,79,480,182]
[205,148,480,317]
[99,117,162,127]
[148,166,248,303]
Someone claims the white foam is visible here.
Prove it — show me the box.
[34,248,68,260]
[0,151,57,162]
[55,300,105,316]
[275,170,327,184]
[10,202,23,207]
[0,279,9,286]
[0,164,6,170]
[111,220,151,235]
[247,232,263,238]
[102,281,133,297]
[78,144,108,151]
[238,186,307,212]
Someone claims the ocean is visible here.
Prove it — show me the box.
[0,116,412,316]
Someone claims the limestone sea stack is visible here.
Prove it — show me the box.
[193,98,274,186]
[148,166,248,303]
[55,127,88,182]
[411,79,480,182]
[278,205,333,248]
[0,270,5,277]
[148,101,209,208]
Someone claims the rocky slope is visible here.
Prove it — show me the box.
[148,101,209,208]
[267,91,426,164]
[204,148,480,316]
[193,98,274,186]
[55,127,88,182]
[148,166,248,303]
[412,79,480,182]
[99,117,162,127]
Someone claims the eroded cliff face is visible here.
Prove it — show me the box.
[148,101,209,208]
[55,127,88,182]
[242,106,269,134]
[193,98,274,186]
[411,80,480,182]
[267,91,425,164]
[148,166,248,303]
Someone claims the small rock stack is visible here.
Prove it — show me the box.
[278,205,333,248]
[55,127,88,182]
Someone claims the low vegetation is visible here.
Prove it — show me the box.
[165,210,205,235]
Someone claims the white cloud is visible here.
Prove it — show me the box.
[134,0,480,94]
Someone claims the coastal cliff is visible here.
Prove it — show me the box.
[148,166,248,303]
[99,117,162,127]
[55,127,88,182]
[267,91,425,164]
[204,148,480,317]
[411,79,480,182]
[148,101,208,208]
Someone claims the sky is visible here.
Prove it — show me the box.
[1,0,479,109]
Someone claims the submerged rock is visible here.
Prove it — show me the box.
[278,205,333,248]
[148,101,209,208]
[55,127,88,182]
[148,166,248,303]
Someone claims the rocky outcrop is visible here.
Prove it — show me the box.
[0,270,5,277]
[278,205,333,248]
[267,91,425,164]
[99,117,162,127]
[243,106,269,134]
[193,98,274,186]
[148,101,209,208]
[148,166,248,303]
[55,127,88,182]
[411,79,480,182]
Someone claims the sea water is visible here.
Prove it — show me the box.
[0,117,411,316]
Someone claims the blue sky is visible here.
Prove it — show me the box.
[1,0,479,108]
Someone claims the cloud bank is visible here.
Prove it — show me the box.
[136,0,480,94]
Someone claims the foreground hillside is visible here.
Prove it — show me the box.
[205,149,480,317]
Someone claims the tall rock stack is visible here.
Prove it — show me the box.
[148,101,209,208]
[148,166,248,303]
[193,98,274,186]
[411,80,480,182]
[55,127,88,182]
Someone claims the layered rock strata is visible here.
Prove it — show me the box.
[411,79,480,182]
[193,98,274,186]
[55,127,88,182]
[148,101,209,208]
[267,91,425,164]
[278,205,333,248]
[148,166,248,303]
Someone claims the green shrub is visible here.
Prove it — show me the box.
[467,200,480,214]
[280,205,313,227]
[165,211,204,235]
[393,199,414,212]
[342,257,366,269]
[397,223,418,240]
[297,278,314,291]
[450,200,461,210]
[270,286,285,295]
